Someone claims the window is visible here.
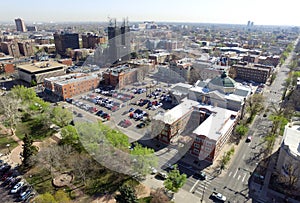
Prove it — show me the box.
[195,137,202,142]
[194,143,200,148]
[206,142,212,147]
[193,149,199,154]
[205,147,211,152]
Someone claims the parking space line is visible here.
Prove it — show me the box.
[228,171,232,177]
[233,168,238,178]
[237,175,241,180]
[189,179,199,193]
[242,173,247,182]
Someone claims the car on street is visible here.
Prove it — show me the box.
[211,192,226,202]
[196,171,207,180]
[246,136,252,142]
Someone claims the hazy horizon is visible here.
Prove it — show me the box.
[2,0,300,26]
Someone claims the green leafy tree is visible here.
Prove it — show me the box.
[22,133,38,168]
[115,185,138,203]
[235,124,249,137]
[164,165,187,193]
[51,107,73,128]
[130,143,157,177]
[60,125,83,152]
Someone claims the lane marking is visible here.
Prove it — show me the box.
[242,173,247,182]
[233,168,239,178]
[228,171,232,177]
[237,175,241,180]
[189,179,199,193]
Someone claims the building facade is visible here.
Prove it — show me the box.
[82,33,106,49]
[152,98,238,163]
[44,73,100,100]
[17,61,67,84]
[276,121,300,189]
[232,63,272,83]
[18,41,34,56]
[54,33,79,56]
[0,42,21,58]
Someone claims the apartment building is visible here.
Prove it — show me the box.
[232,63,272,83]
[44,73,100,100]
[54,32,79,56]
[152,98,238,163]
[102,64,148,89]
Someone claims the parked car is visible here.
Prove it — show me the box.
[136,123,146,129]
[19,189,33,201]
[10,181,24,194]
[246,136,252,142]
[156,172,168,180]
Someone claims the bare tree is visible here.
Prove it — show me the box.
[0,94,22,136]
[150,188,170,203]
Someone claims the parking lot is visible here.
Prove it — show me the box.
[0,160,35,203]
[66,79,175,141]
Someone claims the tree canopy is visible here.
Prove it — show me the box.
[164,165,187,193]
[115,185,138,203]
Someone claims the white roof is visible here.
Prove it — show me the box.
[192,104,238,141]
[153,98,198,125]
[283,122,300,156]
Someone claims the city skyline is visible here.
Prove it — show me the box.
[1,0,300,26]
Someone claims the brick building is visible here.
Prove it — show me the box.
[54,32,79,56]
[102,64,148,89]
[82,33,106,49]
[232,63,272,83]
[152,98,238,163]
[1,42,21,58]
[18,41,34,56]
[44,73,100,100]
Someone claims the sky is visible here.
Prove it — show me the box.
[1,0,300,26]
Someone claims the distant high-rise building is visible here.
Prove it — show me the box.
[107,18,130,64]
[247,21,251,27]
[53,32,79,56]
[26,26,37,32]
[15,18,26,32]
[82,33,106,49]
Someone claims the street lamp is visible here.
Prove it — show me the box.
[6,144,10,154]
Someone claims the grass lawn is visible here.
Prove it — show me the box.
[25,167,55,194]
[0,136,18,154]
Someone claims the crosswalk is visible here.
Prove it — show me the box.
[185,169,252,200]
[187,174,219,198]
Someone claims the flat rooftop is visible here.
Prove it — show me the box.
[154,98,198,125]
[283,122,300,156]
[17,61,67,73]
[192,103,238,140]
[46,73,98,86]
